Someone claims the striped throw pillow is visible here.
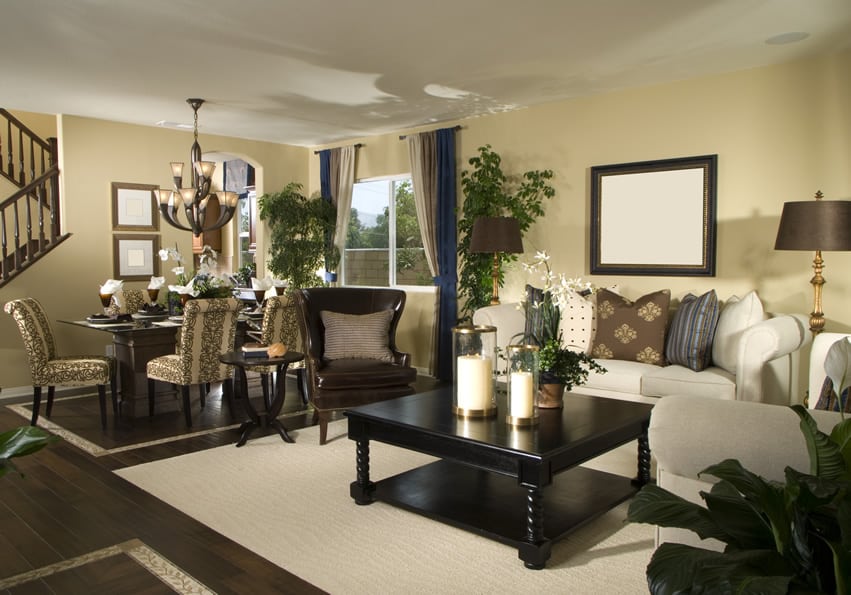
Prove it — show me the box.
[320,309,394,362]
[664,290,720,372]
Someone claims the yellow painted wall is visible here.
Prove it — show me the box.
[0,115,307,390]
[308,50,851,398]
[2,50,849,395]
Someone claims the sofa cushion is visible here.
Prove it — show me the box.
[664,290,720,372]
[582,359,656,395]
[591,289,670,365]
[320,309,394,362]
[523,284,546,343]
[559,290,594,353]
[641,364,735,400]
[814,376,851,413]
[711,291,764,374]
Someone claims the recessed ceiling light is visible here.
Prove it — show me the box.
[765,32,809,45]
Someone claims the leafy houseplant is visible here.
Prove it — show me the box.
[457,145,555,321]
[258,182,337,291]
[1,425,59,479]
[517,252,605,400]
[626,405,851,595]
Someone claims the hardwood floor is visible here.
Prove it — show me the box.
[0,374,442,594]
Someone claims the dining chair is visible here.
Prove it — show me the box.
[4,297,117,429]
[117,288,147,314]
[242,294,306,408]
[146,297,242,427]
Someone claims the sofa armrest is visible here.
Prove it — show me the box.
[472,303,526,351]
[735,313,810,403]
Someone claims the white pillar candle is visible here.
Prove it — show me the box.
[509,371,534,417]
[456,355,493,410]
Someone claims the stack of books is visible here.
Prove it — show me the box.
[241,343,269,358]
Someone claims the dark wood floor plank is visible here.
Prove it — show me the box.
[0,375,442,593]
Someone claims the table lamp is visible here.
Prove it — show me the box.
[469,216,523,305]
[774,190,851,334]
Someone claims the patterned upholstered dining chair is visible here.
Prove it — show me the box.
[4,297,117,429]
[117,288,147,314]
[242,294,306,406]
[146,297,242,427]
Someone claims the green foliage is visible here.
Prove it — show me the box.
[258,182,336,290]
[537,338,606,389]
[233,262,257,288]
[627,405,851,594]
[458,145,555,321]
[0,425,59,479]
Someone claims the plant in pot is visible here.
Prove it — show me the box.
[457,144,556,322]
[258,182,337,291]
[514,251,605,408]
[627,340,851,594]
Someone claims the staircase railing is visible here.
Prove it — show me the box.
[0,109,69,287]
[0,108,56,189]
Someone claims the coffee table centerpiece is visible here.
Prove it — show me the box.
[452,324,497,418]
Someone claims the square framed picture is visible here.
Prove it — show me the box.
[590,154,718,276]
[112,182,159,231]
[113,234,161,281]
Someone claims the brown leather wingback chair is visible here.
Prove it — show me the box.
[295,287,417,444]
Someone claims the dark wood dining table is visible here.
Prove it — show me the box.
[60,313,261,419]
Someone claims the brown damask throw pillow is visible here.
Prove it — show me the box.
[591,289,671,365]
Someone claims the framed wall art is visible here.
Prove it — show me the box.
[590,154,717,276]
[113,234,161,281]
[111,182,159,231]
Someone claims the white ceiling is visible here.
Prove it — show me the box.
[2,0,850,147]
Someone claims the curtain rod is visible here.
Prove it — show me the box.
[313,143,363,155]
[399,125,462,140]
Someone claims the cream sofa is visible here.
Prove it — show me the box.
[649,394,842,548]
[472,292,810,405]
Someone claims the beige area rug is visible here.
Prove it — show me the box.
[116,421,655,594]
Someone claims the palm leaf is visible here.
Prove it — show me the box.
[701,480,779,550]
[0,426,59,478]
[627,484,728,542]
[701,459,789,552]
[792,405,846,480]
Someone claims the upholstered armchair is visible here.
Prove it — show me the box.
[4,297,117,428]
[294,287,417,444]
[243,293,306,406]
[147,297,242,427]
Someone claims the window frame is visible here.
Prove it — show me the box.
[342,174,435,293]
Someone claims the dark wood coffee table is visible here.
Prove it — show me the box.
[346,388,652,569]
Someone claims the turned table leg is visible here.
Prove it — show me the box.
[350,438,376,505]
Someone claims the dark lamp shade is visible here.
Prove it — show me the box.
[469,216,523,253]
[774,200,851,251]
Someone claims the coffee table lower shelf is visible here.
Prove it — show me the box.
[358,458,639,567]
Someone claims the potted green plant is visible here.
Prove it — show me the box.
[626,404,851,594]
[1,425,59,478]
[258,182,336,291]
[515,251,605,408]
[457,145,555,321]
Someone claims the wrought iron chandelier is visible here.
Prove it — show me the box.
[156,98,238,237]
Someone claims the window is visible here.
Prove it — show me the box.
[343,176,432,288]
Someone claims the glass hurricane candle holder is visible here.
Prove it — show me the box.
[452,325,497,418]
[506,344,539,426]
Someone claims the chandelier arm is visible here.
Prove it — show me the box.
[202,204,237,232]
[159,204,193,232]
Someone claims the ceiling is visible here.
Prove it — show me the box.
[3,0,850,147]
